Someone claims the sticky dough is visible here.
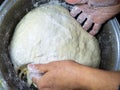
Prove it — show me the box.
[9,5,100,70]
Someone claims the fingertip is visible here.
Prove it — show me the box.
[89,31,97,36]
[89,24,101,35]
[32,75,46,89]
[27,63,34,68]
[89,28,99,35]
[27,64,35,71]
[32,76,39,87]
[29,64,49,74]
[27,64,39,73]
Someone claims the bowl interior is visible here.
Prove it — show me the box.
[0,0,120,89]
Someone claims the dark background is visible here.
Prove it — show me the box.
[0,0,120,23]
[117,14,120,23]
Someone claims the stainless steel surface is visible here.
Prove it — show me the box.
[97,19,120,70]
[0,0,120,89]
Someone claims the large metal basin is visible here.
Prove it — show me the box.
[0,0,120,90]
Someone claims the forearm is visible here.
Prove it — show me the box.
[77,65,120,90]
[101,3,120,17]
[89,70,120,90]
[89,0,120,7]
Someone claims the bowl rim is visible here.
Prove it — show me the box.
[110,18,120,70]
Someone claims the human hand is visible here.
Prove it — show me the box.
[65,0,120,7]
[27,60,87,90]
[65,0,120,35]
[28,60,120,90]
[70,4,120,35]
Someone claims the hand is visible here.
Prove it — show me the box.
[28,60,120,90]
[65,0,120,7]
[70,4,120,35]
[65,0,120,35]
[28,60,87,90]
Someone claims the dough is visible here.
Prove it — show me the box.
[9,5,100,70]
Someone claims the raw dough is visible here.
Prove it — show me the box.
[9,5,100,70]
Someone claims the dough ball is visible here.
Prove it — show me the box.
[9,5,100,70]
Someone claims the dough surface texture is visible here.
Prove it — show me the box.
[10,5,100,69]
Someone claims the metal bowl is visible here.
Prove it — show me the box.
[0,0,120,90]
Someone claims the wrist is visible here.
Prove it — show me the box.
[76,65,120,90]
[75,65,95,89]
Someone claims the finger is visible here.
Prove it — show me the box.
[29,72,43,80]
[32,76,41,89]
[65,0,79,4]
[70,6,82,17]
[83,18,93,31]
[77,13,86,24]
[89,24,102,35]
[27,64,49,73]
[32,73,52,89]
[65,0,88,4]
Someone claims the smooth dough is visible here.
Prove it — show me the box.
[9,5,100,70]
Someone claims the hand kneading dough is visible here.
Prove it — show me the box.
[10,5,100,70]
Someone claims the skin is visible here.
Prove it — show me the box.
[28,60,120,90]
[65,0,120,6]
[65,0,120,35]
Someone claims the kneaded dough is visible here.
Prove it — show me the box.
[9,5,100,69]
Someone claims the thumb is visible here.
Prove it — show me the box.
[27,64,49,73]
